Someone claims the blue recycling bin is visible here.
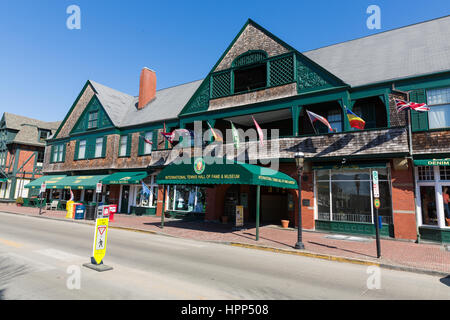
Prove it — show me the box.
[74,204,86,220]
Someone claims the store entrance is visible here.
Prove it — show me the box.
[120,185,130,213]
[442,185,450,226]
[419,186,437,226]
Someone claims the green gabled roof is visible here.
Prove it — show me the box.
[178,18,347,117]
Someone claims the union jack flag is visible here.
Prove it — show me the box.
[395,99,430,112]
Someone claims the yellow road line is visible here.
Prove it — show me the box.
[0,237,23,248]
[230,243,380,267]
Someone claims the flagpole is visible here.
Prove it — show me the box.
[306,110,318,135]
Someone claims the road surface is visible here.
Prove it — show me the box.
[0,211,448,300]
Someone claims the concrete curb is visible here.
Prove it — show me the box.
[1,210,448,278]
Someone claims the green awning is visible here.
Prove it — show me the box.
[0,178,7,183]
[52,175,109,190]
[24,175,67,189]
[156,158,298,189]
[101,171,149,185]
[414,159,450,166]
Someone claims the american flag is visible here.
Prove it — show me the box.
[395,99,430,112]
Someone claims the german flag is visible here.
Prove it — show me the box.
[346,108,365,130]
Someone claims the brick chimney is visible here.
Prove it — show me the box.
[138,67,156,109]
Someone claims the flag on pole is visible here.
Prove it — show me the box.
[141,181,150,196]
[207,122,223,142]
[395,99,430,112]
[252,116,264,147]
[161,131,175,144]
[345,107,366,130]
[142,135,153,145]
[306,110,334,132]
[230,121,240,149]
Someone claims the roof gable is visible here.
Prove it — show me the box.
[70,96,114,134]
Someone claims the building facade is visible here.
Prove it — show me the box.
[0,113,60,202]
[41,17,450,242]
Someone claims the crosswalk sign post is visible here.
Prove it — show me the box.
[83,217,113,272]
[372,170,381,259]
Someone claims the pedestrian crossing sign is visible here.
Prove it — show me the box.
[92,218,109,264]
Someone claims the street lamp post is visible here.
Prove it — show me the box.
[294,152,305,250]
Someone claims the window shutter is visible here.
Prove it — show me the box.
[74,140,80,160]
[410,89,429,132]
[61,143,66,162]
[138,132,144,156]
[152,129,158,151]
[101,136,107,158]
[126,133,132,157]
[86,138,94,159]
[50,145,55,163]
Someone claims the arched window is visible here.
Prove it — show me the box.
[352,97,387,129]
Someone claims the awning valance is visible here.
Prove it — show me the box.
[414,159,450,166]
[156,158,298,189]
[0,178,7,183]
[101,171,149,185]
[51,175,109,190]
[25,175,67,189]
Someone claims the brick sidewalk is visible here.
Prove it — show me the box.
[1,204,449,274]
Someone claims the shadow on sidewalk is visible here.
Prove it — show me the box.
[143,220,240,234]
[307,241,377,259]
[440,276,450,287]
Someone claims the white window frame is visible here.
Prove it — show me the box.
[415,166,449,229]
[94,137,103,158]
[427,87,450,130]
[119,136,127,157]
[78,140,87,160]
[143,132,153,155]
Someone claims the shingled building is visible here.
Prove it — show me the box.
[38,16,450,243]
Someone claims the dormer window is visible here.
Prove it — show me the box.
[38,129,50,143]
[88,111,98,129]
[234,64,267,94]
[232,50,268,94]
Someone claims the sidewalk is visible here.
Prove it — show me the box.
[1,204,449,275]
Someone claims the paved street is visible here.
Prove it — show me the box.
[0,212,448,300]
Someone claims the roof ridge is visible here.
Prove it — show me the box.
[304,14,450,53]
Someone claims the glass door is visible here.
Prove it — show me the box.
[442,185,450,226]
[419,186,438,226]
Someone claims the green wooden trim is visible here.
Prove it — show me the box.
[137,131,144,156]
[70,96,114,135]
[126,133,132,157]
[101,136,107,158]
[410,89,428,132]
[315,220,393,237]
[61,143,66,162]
[419,226,450,243]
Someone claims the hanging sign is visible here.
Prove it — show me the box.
[92,218,109,264]
[96,182,103,194]
[372,170,379,198]
[40,183,46,194]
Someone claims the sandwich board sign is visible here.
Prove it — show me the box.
[92,218,109,264]
[235,205,244,227]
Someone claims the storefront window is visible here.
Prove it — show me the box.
[420,186,437,226]
[316,168,392,224]
[418,166,434,181]
[135,175,158,208]
[439,166,450,181]
[168,185,206,213]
